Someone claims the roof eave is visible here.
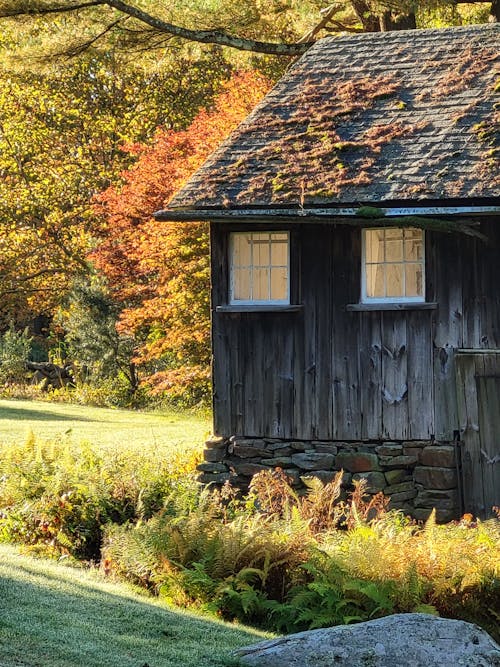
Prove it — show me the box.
[155,203,500,223]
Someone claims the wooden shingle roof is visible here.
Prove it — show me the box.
[160,24,499,217]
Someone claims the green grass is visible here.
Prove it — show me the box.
[0,543,268,667]
[0,399,210,453]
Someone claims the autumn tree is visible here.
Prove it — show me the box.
[92,70,271,404]
[0,50,230,327]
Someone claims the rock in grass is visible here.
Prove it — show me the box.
[233,614,500,667]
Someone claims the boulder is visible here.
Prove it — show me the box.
[234,614,500,667]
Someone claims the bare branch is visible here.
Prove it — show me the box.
[0,0,105,17]
[104,0,313,55]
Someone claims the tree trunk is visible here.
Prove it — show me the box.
[380,11,417,31]
[350,0,381,31]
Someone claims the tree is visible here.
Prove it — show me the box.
[0,0,497,61]
[92,70,271,404]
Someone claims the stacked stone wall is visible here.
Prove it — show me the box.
[198,436,461,522]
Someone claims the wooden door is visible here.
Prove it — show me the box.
[456,352,500,519]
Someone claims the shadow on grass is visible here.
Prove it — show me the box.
[0,404,91,423]
[0,553,264,667]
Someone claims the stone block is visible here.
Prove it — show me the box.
[265,456,293,467]
[292,452,335,471]
[383,481,416,495]
[388,489,417,503]
[353,471,386,493]
[203,447,226,462]
[230,462,270,477]
[375,444,403,456]
[414,489,458,510]
[313,442,338,454]
[335,451,381,472]
[384,469,409,485]
[283,468,302,486]
[420,445,456,468]
[379,455,418,469]
[205,436,226,448]
[197,462,228,473]
[290,441,314,451]
[231,444,268,458]
[414,466,457,490]
[266,441,293,454]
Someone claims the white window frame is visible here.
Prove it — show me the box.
[361,227,425,304]
[229,231,290,305]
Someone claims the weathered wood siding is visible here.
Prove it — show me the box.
[211,218,500,441]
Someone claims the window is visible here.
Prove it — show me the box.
[230,231,289,304]
[362,227,425,303]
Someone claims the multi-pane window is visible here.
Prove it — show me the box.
[363,228,425,302]
[230,231,289,304]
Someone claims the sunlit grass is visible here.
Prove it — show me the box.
[0,543,268,667]
[0,399,211,454]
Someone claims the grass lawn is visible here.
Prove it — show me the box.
[0,399,211,453]
[0,543,268,667]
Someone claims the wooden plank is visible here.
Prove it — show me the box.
[332,227,361,440]
[407,310,434,439]
[456,354,484,517]
[359,311,383,440]
[210,224,232,437]
[432,231,462,440]
[475,353,500,517]
[381,311,409,440]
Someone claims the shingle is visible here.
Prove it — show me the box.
[166,24,500,211]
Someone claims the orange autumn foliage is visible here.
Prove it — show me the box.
[92,70,271,402]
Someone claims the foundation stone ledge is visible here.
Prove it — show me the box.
[388,489,418,503]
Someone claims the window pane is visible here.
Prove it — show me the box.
[232,268,251,301]
[253,238,270,266]
[404,229,423,261]
[270,267,288,300]
[405,263,423,297]
[386,263,404,297]
[385,229,403,262]
[366,264,385,298]
[365,229,384,264]
[233,234,251,267]
[253,267,270,300]
[271,240,288,265]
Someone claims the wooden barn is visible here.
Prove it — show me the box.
[157,23,500,520]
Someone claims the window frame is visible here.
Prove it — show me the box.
[361,227,426,304]
[229,230,291,306]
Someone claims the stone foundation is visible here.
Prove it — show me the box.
[198,436,461,522]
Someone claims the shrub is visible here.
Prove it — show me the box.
[0,324,32,384]
[0,433,200,560]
